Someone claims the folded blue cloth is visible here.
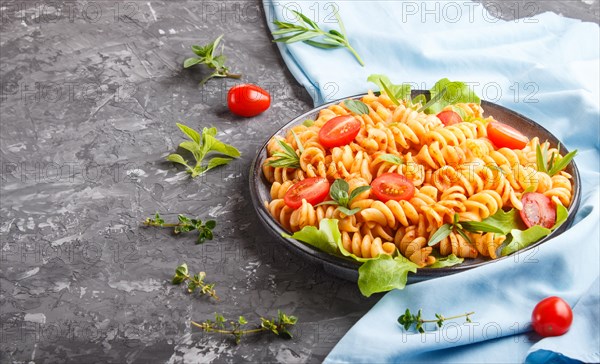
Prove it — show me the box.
[263,1,599,362]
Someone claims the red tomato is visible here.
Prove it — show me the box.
[487,121,529,149]
[318,115,361,148]
[532,296,573,337]
[437,110,462,126]
[284,177,330,209]
[520,192,556,228]
[371,173,415,202]
[227,84,271,117]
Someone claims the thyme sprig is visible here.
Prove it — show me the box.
[192,310,298,344]
[172,263,219,300]
[398,308,474,333]
[144,212,216,244]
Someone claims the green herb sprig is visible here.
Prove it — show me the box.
[367,74,412,106]
[378,153,404,166]
[398,308,474,333]
[191,310,297,344]
[428,213,504,246]
[183,35,241,85]
[172,263,219,300]
[272,10,364,66]
[316,179,371,216]
[536,143,577,177]
[344,99,369,115]
[167,123,240,178]
[144,212,216,244]
[266,134,302,169]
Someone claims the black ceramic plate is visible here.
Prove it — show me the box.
[249,92,581,283]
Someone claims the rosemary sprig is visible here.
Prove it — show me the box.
[172,263,219,300]
[183,35,241,85]
[398,308,474,333]
[266,138,301,169]
[272,10,364,66]
[536,142,577,177]
[191,310,297,344]
[144,212,216,244]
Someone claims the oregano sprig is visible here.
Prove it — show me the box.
[536,142,577,177]
[144,212,216,244]
[167,123,241,179]
[172,263,219,300]
[183,35,241,85]
[316,179,371,216]
[272,10,364,66]
[398,308,474,333]
[191,310,298,344]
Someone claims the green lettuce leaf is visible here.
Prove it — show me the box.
[425,78,481,114]
[358,255,418,297]
[479,209,525,235]
[501,204,569,256]
[282,219,340,255]
[367,74,412,101]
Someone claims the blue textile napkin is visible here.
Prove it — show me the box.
[263,1,600,362]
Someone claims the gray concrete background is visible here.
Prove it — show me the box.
[1,1,598,363]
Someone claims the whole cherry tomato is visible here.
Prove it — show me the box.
[227,84,271,117]
[531,296,573,337]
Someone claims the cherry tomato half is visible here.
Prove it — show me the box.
[318,115,361,148]
[437,110,462,126]
[487,121,529,149]
[532,296,573,337]
[520,192,556,229]
[227,84,271,117]
[284,177,330,209]
[371,173,415,202]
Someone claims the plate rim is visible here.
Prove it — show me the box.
[249,91,582,281]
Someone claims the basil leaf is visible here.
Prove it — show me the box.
[378,154,403,165]
[291,130,304,153]
[357,255,418,297]
[337,206,361,216]
[345,99,369,115]
[349,186,371,202]
[428,224,452,246]
[428,254,464,268]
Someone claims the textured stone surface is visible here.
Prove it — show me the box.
[1,1,597,363]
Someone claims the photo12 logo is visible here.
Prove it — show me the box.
[0,2,140,25]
